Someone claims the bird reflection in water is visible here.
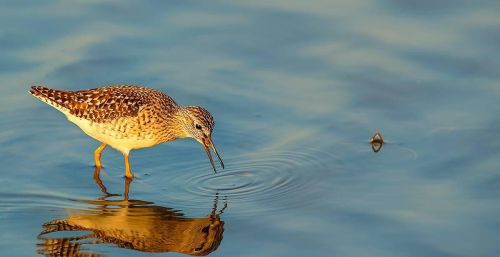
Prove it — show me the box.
[37,168,227,257]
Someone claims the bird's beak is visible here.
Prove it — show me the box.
[202,137,224,174]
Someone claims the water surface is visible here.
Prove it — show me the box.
[1,0,500,256]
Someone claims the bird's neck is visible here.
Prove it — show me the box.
[156,107,191,143]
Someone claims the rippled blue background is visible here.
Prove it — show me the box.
[1,0,500,256]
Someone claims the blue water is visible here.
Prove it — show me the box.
[1,0,500,256]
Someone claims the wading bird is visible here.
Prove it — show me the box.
[30,85,224,178]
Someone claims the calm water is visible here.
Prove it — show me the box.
[1,1,500,256]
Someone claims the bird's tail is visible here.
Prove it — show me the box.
[29,85,74,112]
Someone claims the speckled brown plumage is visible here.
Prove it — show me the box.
[30,85,177,123]
[184,106,215,132]
[30,84,224,178]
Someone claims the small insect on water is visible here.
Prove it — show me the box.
[369,131,384,153]
[29,85,224,178]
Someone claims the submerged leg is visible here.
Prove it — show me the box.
[124,177,132,201]
[93,167,121,198]
[123,152,134,179]
[94,143,107,168]
[93,166,109,195]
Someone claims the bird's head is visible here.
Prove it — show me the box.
[180,106,224,173]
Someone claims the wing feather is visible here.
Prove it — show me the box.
[30,85,178,123]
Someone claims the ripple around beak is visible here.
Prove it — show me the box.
[163,149,336,217]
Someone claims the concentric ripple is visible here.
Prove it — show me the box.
[156,148,338,216]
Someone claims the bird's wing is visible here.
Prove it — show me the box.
[31,85,177,123]
[70,86,147,122]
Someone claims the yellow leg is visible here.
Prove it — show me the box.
[94,143,107,168]
[124,152,134,179]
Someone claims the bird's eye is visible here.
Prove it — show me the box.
[195,124,202,130]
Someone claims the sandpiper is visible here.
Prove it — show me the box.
[30,85,224,178]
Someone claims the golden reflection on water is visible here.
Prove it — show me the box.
[37,169,226,257]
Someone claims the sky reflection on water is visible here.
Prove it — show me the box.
[1,0,500,256]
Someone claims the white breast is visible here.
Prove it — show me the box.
[66,114,158,154]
